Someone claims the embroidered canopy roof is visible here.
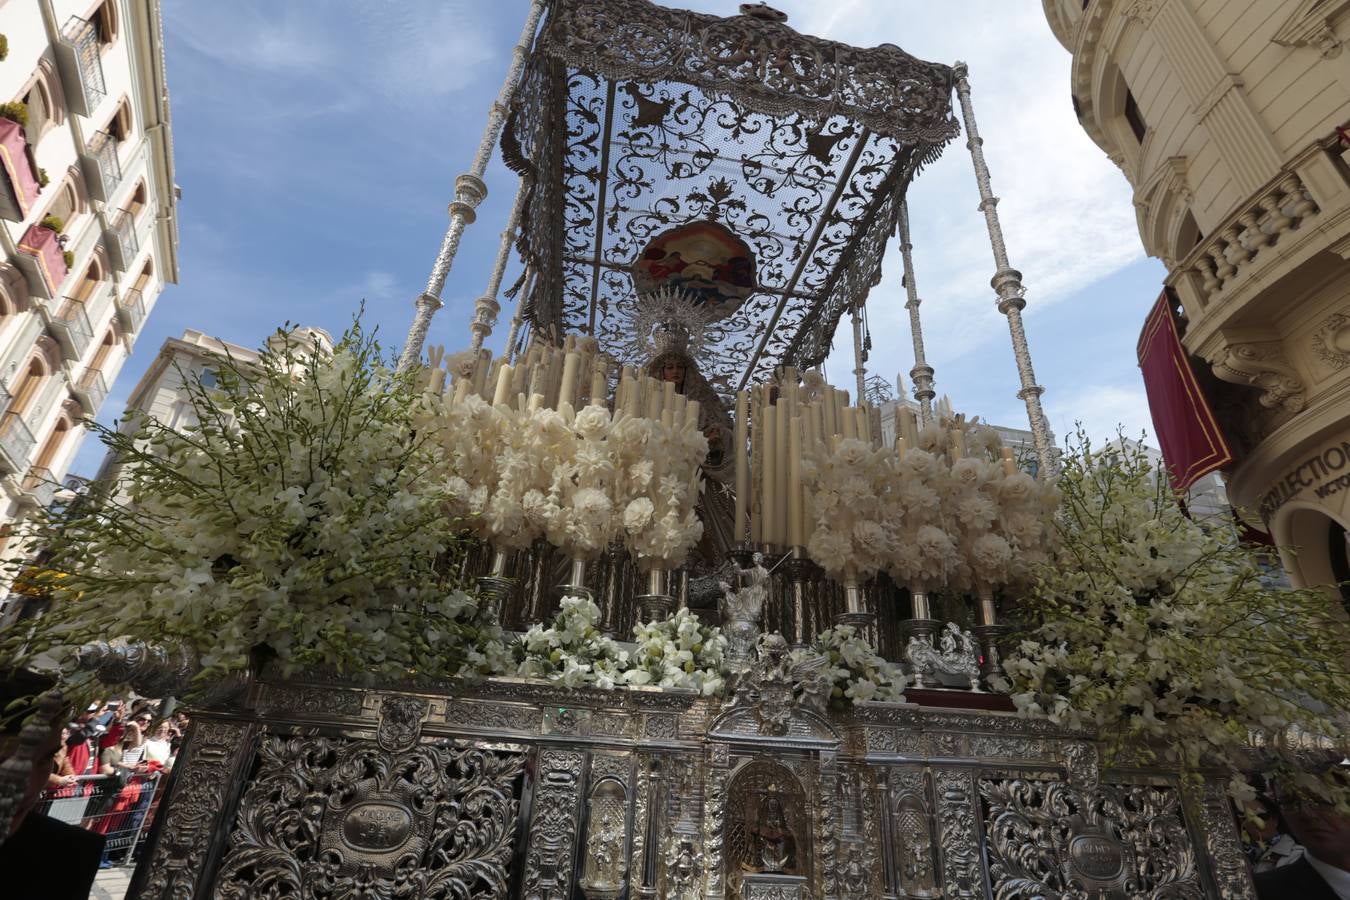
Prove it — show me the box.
[504,0,959,393]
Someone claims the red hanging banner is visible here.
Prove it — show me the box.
[1136,292,1233,491]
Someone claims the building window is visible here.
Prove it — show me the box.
[134,258,153,291]
[1124,88,1147,144]
[109,97,132,143]
[22,82,52,143]
[199,369,218,389]
[128,181,147,219]
[1331,521,1350,616]
[88,328,116,373]
[10,358,49,418]
[89,1,118,47]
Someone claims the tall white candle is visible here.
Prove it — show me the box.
[492,363,514,407]
[762,405,778,546]
[734,391,749,542]
[558,352,580,413]
[788,417,804,548]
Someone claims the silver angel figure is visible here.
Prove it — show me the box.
[719,553,770,670]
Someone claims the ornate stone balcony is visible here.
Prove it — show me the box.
[53,16,107,117]
[73,367,108,416]
[80,129,122,202]
[0,411,36,475]
[1179,172,1320,308]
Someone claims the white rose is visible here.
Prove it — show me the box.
[623,497,655,533]
[573,404,612,440]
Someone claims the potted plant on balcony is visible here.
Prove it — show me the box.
[37,215,73,268]
[0,101,27,127]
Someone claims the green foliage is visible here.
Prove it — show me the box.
[0,101,27,127]
[0,320,507,701]
[61,250,74,269]
[1002,429,1350,808]
[36,167,49,188]
[39,214,65,233]
[0,34,9,62]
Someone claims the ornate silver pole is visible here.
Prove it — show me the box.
[397,0,546,372]
[953,63,1056,476]
[468,178,530,353]
[850,304,867,406]
[898,200,936,426]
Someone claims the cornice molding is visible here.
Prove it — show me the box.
[1273,0,1350,59]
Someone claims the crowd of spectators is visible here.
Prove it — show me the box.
[33,695,188,869]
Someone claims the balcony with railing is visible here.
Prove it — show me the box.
[0,116,44,222]
[73,367,108,416]
[54,16,106,117]
[0,411,37,475]
[15,222,69,299]
[49,297,96,363]
[19,466,58,510]
[81,129,122,202]
[106,208,138,271]
[117,286,147,334]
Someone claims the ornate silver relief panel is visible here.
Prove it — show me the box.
[978,776,1206,899]
[214,733,525,899]
[136,719,255,900]
[523,749,585,900]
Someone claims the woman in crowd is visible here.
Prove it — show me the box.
[93,722,147,868]
[143,719,173,767]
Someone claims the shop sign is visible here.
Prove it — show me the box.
[1259,437,1350,521]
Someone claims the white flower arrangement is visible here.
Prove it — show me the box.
[803,438,895,580]
[515,600,729,695]
[1000,431,1350,807]
[626,607,727,695]
[619,415,707,571]
[515,593,629,689]
[2,324,507,692]
[879,422,1058,597]
[795,625,908,705]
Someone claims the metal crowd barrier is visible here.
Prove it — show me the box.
[33,771,164,866]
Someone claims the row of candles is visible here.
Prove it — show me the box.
[731,368,1021,553]
[434,334,700,430]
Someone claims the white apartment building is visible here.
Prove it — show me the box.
[94,325,335,484]
[0,0,177,537]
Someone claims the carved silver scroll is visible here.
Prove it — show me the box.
[137,720,255,899]
[979,777,1206,898]
[1196,779,1259,899]
[215,732,524,898]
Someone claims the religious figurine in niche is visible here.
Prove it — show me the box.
[752,788,797,873]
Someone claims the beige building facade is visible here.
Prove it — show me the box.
[0,0,178,539]
[1044,0,1350,600]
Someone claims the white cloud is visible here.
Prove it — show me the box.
[1046,382,1153,448]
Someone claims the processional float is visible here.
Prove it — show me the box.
[118,3,1256,898]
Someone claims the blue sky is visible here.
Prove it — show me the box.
[72,0,1166,475]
